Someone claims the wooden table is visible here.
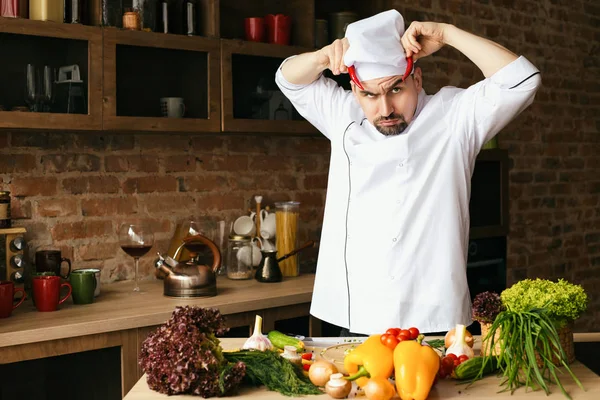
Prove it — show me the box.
[125,337,600,400]
[0,274,319,398]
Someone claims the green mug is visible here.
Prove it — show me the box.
[70,270,97,305]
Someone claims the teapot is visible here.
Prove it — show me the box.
[155,234,221,297]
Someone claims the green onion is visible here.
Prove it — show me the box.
[470,307,584,400]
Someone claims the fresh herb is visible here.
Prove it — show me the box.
[424,339,445,350]
[501,279,588,327]
[472,291,505,323]
[224,349,322,396]
[474,308,584,400]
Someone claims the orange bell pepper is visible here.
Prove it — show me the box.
[343,334,394,388]
[393,335,440,400]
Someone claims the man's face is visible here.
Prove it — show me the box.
[352,68,422,136]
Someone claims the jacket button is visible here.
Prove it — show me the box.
[392,238,397,242]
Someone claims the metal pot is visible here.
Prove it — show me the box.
[155,234,221,297]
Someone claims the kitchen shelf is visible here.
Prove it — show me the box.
[220,39,318,134]
[0,17,102,130]
[102,28,221,133]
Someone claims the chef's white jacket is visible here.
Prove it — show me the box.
[276,56,541,334]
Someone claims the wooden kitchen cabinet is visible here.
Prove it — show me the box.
[220,39,318,134]
[102,28,221,133]
[0,17,102,130]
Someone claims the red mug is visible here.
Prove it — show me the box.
[244,17,265,42]
[265,14,292,45]
[32,276,72,312]
[0,281,26,318]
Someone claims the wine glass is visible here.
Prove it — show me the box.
[25,64,41,112]
[41,66,55,112]
[119,223,154,292]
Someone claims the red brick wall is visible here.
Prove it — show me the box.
[1,132,329,282]
[388,0,599,330]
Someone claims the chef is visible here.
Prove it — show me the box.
[275,10,541,335]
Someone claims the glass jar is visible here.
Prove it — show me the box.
[226,235,254,280]
[274,201,300,277]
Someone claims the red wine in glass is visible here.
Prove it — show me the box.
[119,224,154,292]
[121,244,153,258]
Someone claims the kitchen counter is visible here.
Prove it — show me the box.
[125,337,600,400]
[0,274,319,397]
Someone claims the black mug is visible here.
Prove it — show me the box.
[35,250,71,279]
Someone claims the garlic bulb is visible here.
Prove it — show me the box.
[446,323,475,359]
[242,315,273,351]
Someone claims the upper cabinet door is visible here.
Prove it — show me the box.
[102,28,221,133]
[220,39,318,135]
[0,18,102,130]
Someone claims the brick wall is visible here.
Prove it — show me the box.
[1,0,598,330]
[388,0,599,331]
[0,132,329,282]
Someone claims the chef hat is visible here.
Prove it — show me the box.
[343,9,411,83]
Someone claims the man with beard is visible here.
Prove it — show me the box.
[275,10,541,335]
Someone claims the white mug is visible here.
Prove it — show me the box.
[160,97,186,118]
[233,212,256,236]
[260,210,276,239]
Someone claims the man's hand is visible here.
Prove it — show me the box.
[401,21,449,61]
[316,38,350,75]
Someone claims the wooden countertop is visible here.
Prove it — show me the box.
[0,274,316,348]
[126,337,600,400]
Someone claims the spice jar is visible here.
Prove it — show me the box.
[123,9,141,30]
[275,201,300,277]
[0,191,11,228]
[226,235,254,280]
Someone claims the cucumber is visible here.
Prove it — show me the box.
[453,356,501,380]
[267,330,305,352]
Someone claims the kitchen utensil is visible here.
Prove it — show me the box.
[255,195,262,239]
[160,97,185,118]
[35,250,71,279]
[226,234,254,280]
[70,270,96,304]
[73,268,101,297]
[32,275,72,312]
[119,223,154,293]
[55,65,87,114]
[277,240,315,263]
[265,14,291,45]
[259,209,276,239]
[233,212,256,236]
[245,17,265,42]
[255,250,282,283]
[0,281,26,318]
[155,234,221,297]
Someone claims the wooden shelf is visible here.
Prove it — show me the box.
[0,18,103,130]
[102,28,221,133]
[220,39,318,135]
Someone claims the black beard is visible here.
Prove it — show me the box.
[374,114,408,136]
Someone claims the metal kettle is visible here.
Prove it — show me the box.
[155,234,221,297]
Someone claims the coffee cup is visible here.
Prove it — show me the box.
[35,250,71,279]
[233,212,256,236]
[70,270,97,305]
[0,281,26,318]
[73,268,101,297]
[236,237,263,267]
[32,276,72,312]
[160,97,186,118]
[259,210,276,239]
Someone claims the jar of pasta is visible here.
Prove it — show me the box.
[274,201,300,277]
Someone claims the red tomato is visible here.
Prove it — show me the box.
[453,359,461,367]
[397,332,411,342]
[302,363,311,371]
[380,333,390,346]
[408,327,420,340]
[446,353,458,361]
[385,328,400,337]
[441,357,455,373]
[458,355,469,363]
[382,334,399,350]
[301,353,313,360]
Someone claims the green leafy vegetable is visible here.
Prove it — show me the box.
[472,308,584,400]
[224,349,322,397]
[501,279,588,327]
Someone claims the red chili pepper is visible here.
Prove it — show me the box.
[402,56,414,82]
[347,65,364,90]
[301,353,313,360]
[303,363,311,371]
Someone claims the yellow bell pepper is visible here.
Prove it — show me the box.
[393,335,440,400]
[343,334,394,388]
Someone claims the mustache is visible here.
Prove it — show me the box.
[374,113,405,124]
